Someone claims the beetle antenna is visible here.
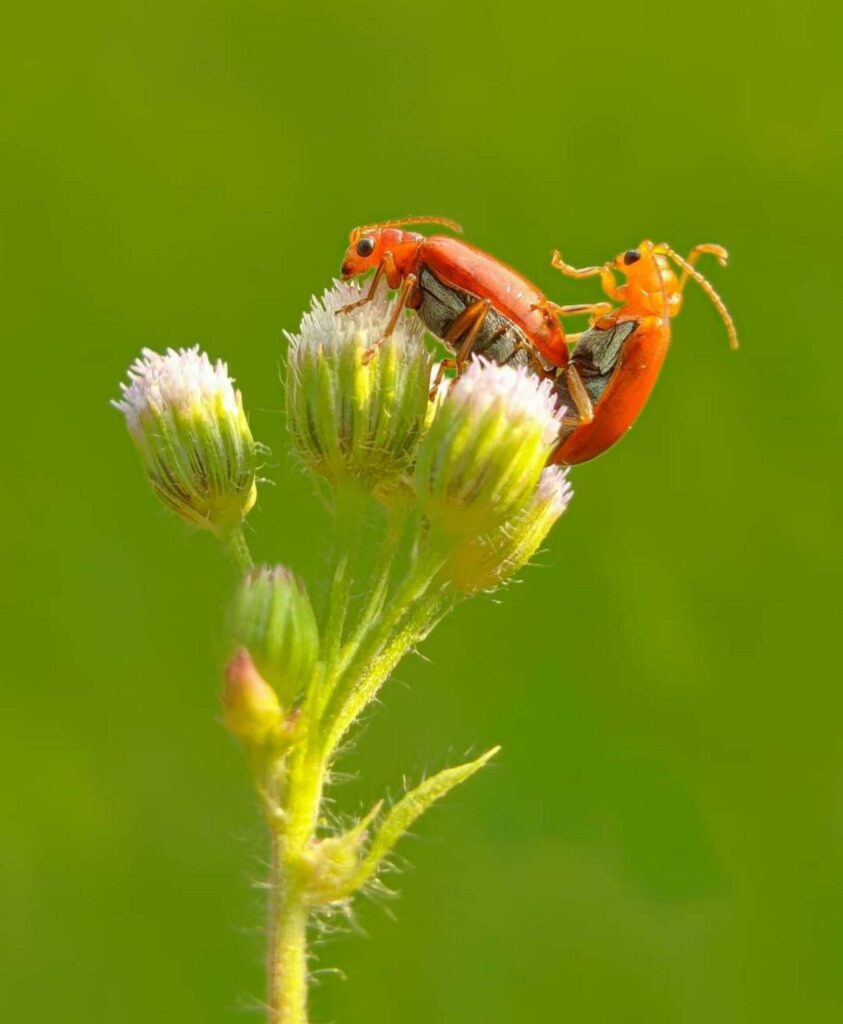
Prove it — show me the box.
[661,244,739,350]
[372,216,464,235]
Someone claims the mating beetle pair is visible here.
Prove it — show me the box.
[338,217,738,466]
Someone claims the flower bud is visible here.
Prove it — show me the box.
[414,360,562,539]
[113,347,257,536]
[285,280,431,489]
[222,649,283,743]
[447,466,572,593]
[225,566,318,706]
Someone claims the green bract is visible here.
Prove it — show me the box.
[285,280,431,489]
[226,566,319,706]
[113,346,257,536]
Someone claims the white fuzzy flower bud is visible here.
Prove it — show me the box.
[447,466,572,593]
[113,347,257,536]
[285,280,431,489]
[414,360,562,538]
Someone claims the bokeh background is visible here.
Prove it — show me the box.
[1,0,840,1020]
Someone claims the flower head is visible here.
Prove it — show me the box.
[226,565,319,706]
[113,347,257,536]
[285,280,431,489]
[414,360,563,538]
[447,466,572,593]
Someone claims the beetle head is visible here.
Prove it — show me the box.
[340,227,405,279]
[341,217,463,279]
[613,240,658,276]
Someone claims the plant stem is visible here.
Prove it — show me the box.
[264,525,449,1023]
[223,525,254,573]
[268,739,326,1024]
[321,486,367,675]
[269,873,309,1024]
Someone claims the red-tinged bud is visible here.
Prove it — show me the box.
[222,649,283,744]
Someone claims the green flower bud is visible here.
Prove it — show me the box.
[222,649,283,744]
[285,280,431,489]
[447,466,572,593]
[225,566,318,706]
[414,360,562,539]
[113,347,257,537]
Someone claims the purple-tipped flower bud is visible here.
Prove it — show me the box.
[285,280,431,489]
[113,347,257,536]
[414,360,562,538]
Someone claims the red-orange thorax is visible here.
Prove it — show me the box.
[619,253,682,321]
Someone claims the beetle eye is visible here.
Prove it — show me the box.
[356,237,375,258]
[623,249,642,266]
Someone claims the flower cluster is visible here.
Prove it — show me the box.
[113,274,576,1024]
[282,280,572,590]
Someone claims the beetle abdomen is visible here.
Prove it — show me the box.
[554,319,639,439]
[416,266,531,368]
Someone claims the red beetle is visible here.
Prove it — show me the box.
[549,240,738,465]
[338,217,610,420]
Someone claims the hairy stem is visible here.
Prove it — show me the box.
[267,733,326,1024]
[264,531,452,1022]
[223,525,254,573]
[321,486,367,678]
[323,587,452,757]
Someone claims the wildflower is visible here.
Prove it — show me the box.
[113,347,257,536]
[226,566,319,706]
[285,280,431,489]
[447,466,572,593]
[414,360,563,538]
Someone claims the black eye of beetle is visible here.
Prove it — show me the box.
[356,237,375,258]
[623,248,642,266]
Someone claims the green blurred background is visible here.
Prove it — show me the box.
[1,0,840,1020]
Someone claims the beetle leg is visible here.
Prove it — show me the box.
[361,272,418,364]
[547,301,615,322]
[337,251,399,314]
[429,358,460,398]
[551,251,623,302]
[443,298,492,368]
[337,262,384,314]
[524,346,552,379]
[560,365,594,425]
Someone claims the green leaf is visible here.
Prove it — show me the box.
[330,746,499,901]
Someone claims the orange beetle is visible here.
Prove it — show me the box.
[339,217,610,417]
[549,240,738,465]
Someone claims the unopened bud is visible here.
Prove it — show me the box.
[226,565,319,706]
[285,280,431,489]
[414,360,562,539]
[113,347,257,536]
[447,466,573,593]
[222,649,282,743]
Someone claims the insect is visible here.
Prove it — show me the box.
[338,217,611,417]
[548,240,739,465]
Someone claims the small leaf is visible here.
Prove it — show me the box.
[331,746,499,901]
